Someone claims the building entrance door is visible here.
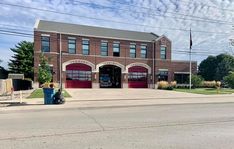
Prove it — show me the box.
[99,65,121,88]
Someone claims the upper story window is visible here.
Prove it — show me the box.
[160,46,166,59]
[82,39,89,55]
[141,45,147,58]
[130,44,136,58]
[100,41,108,56]
[68,38,76,54]
[158,70,168,81]
[41,36,50,52]
[113,42,120,57]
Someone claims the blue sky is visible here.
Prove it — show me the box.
[0,0,234,68]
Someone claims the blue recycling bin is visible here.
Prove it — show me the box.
[43,88,55,105]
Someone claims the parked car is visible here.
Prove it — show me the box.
[100,74,112,87]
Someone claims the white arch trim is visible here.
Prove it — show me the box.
[62,59,95,71]
[95,61,125,72]
[125,63,151,74]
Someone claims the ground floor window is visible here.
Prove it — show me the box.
[66,70,92,81]
[128,72,147,81]
[158,71,168,81]
[174,74,189,84]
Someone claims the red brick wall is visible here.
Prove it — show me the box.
[34,31,197,85]
[155,36,171,60]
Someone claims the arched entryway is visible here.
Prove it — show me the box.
[66,63,92,88]
[128,66,148,88]
[99,65,121,88]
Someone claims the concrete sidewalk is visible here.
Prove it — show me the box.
[1,89,234,112]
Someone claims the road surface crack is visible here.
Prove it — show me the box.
[79,110,105,131]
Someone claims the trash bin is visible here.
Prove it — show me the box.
[43,88,55,104]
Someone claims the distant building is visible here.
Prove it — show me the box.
[34,20,197,88]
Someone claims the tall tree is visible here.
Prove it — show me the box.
[215,54,234,80]
[198,56,217,81]
[8,41,34,80]
[198,54,234,81]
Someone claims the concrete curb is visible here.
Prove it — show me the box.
[2,96,234,113]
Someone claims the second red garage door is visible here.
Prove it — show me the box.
[128,66,148,88]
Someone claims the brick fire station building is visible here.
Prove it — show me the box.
[34,20,197,88]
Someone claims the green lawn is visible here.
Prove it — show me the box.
[27,89,71,98]
[174,88,234,95]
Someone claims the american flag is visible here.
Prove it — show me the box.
[190,28,192,50]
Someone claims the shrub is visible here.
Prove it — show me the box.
[224,72,234,89]
[216,81,221,88]
[158,81,169,89]
[166,86,173,90]
[202,81,217,88]
[170,81,177,88]
[158,81,176,90]
[41,82,58,88]
[191,75,204,88]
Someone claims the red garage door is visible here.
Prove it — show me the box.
[66,63,92,88]
[128,66,148,88]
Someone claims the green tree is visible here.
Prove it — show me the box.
[215,54,234,81]
[0,59,8,79]
[8,41,34,80]
[224,72,234,89]
[191,75,204,88]
[198,56,217,81]
[198,54,234,81]
[38,54,52,84]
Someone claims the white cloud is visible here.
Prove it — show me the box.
[0,0,234,68]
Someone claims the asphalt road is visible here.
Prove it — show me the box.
[1,103,234,149]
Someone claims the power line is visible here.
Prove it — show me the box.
[0,29,33,36]
[0,27,33,33]
[0,28,230,56]
[0,32,32,38]
[0,2,230,35]
[0,23,32,29]
[173,48,229,54]
[173,51,217,56]
[0,33,226,56]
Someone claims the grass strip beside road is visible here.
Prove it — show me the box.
[174,88,234,95]
[27,89,71,98]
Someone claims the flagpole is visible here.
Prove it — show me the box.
[189,28,192,90]
[189,47,192,90]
